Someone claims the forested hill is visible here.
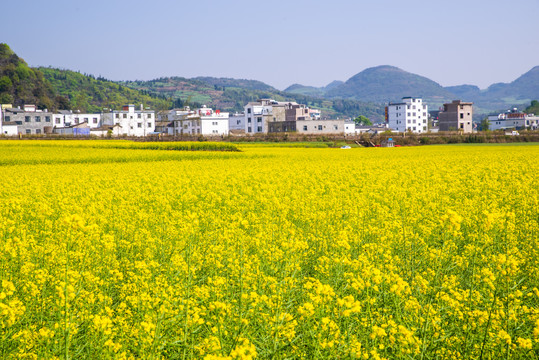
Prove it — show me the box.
[0,44,59,110]
[122,77,385,121]
[39,68,172,113]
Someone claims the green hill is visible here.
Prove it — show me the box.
[326,65,455,105]
[0,44,59,110]
[123,77,385,121]
[39,67,172,113]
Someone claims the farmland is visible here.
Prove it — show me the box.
[0,141,538,359]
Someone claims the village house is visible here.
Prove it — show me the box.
[1,105,55,135]
[169,105,229,136]
[438,100,473,133]
[386,97,428,134]
[488,108,539,131]
[102,104,155,137]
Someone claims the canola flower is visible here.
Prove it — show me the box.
[0,142,538,359]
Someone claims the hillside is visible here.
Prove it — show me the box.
[40,68,172,113]
[326,65,455,105]
[194,77,278,92]
[123,77,385,121]
[0,44,59,110]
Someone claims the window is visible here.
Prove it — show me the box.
[93,118,98,124]
[36,129,41,134]
[137,123,142,128]
[334,125,338,130]
[115,113,119,119]
[413,127,416,130]
[318,125,323,130]
[247,108,251,114]
[35,116,41,122]
[257,117,262,123]
[55,118,61,124]
[74,118,79,124]
[407,105,410,109]
[148,114,152,119]
[407,113,411,116]
[412,99,416,102]
[460,113,464,119]
[197,129,200,134]
[147,122,151,127]
[15,121,22,125]
[236,119,241,125]
[247,117,251,123]
[423,126,427,131]
[407,120,411,124]
[138,113,141,119]
[45,116,50,122]
[248,127,252,132]
[413,113,416,116]
[83,118,88,122]
[273,117,276,121]
[4,116,9,122]
[257,126,262,132]
[26,129,31,134]
[212,121,218,125]
[184,124,188,129]
[413,120,416,124]
[460,123,464,129]
[413,105,416,109]
[303,125,308,131]
[423,113,426,117]
[123,114,127,119]
[25,116,30,122]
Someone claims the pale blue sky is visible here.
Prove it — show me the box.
[2,0,538,90]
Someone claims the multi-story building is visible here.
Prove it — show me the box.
[244,99,285,134]
[102,104,155,137]
[488,109,539,130]
[52,110,102,128]
[169,106,229,136]
[438,100,473,133]
[229,113,246,132]
[386,97,428,133]
[1,106,55,135]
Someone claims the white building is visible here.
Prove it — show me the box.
[52,110,102,128]
[386,97,428,133]
[488,109,539,131]
[102,104,155,137]
[229,113,245,131]
[244,99,278,134]
[170,106,229,136]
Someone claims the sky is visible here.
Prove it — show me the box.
[2,0,538,90]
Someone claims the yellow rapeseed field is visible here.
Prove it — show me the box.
[0,140,538,359]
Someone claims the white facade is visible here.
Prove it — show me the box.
[102,104,155,137]
[488,111,539,131]
[170,106,229,136]
[53,111,102,128]
[387,97,428,133]
[244,101,274,134]
[229,113,245,131]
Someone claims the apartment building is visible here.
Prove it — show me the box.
[438,100,473,133]
[169,105,229,136]
[386,97,428,133]
[102,104,155,137]
[1,106,55,135]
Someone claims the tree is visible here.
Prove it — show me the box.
[354,115,372,126]
[479,118,490,131]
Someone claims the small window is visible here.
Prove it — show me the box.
[45,116,50,122]
[148,114,152,119]
[35,116,41,122]
[147,122,151,127]
[74,118,79,124]
[26,129,31,134]
[4,116,10,122]
[25,116,31,122]
[93,118,98,124]
[123,114,127,119]
[35,129,41,134]
[248,127,252,132]
[303,125,308,131]
[257,117,262,123]
[257,126,262,132]
[247,108,251,114]
[138,113,141,119]
[460,113,464,119]
[83,118,88,122]
[247,118,252,123]
[115,113,119,119]
[318,125,322,130]
[55,118,61,124]
[407,113,410,116]
[137,123,142,128]
[460,123,464,129]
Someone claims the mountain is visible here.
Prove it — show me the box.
[194,77,277,92]
[326,65,455,104]
[123,77,386,120]
[284,84,326,97]
[39,68,173,113]
[0,44,59,110]
[444,85,481,99]
[484,66,539,101]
